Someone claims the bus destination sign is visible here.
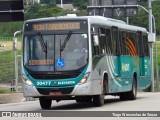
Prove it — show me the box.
[33,22,80,31]
[29,59,54,66]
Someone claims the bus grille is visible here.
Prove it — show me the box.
[37,87,74,95]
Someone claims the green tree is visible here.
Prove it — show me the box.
[47,0,56,8]
[40,0,50,4]
[74,1,87,10]
[129,1,160,35]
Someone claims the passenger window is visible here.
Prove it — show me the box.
[112,27,120,56]
[137,32,144,57]
[127,32,137,56]
[120,31,129,55]
[99,28,106,54]
[143,35,149,57]
[106,28,112,54]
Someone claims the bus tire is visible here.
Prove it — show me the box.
[39,97,52,109]
[93,94,104,106]
[120,77,137,100]
[93,80,105,107]
[128,77,137,100]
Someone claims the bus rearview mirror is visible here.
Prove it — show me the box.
[93,35,99,46]
[148,33,156,43]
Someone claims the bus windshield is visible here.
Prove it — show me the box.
[24,33,88,72]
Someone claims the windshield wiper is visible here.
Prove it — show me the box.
[60,31,72,51]
[37,32,47,59]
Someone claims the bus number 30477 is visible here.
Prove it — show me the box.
[37,81,51,86]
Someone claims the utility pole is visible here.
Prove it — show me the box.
[61,0,63,8]
[138,5,159,91]
[126,17,129,24]
[155,34,160,91]
[148,0,154,92]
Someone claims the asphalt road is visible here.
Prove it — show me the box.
[0,92,160,111]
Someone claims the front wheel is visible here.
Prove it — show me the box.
[93,80,105,107]
[93,94,104,106]
[39,97,52,109]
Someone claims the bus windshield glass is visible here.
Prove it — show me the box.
[23,33,88,72]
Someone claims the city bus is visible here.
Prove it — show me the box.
[21,14,151,109]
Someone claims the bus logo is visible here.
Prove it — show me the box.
[54,82,57,85]
[122,63,130,72]
[57,81,75,85]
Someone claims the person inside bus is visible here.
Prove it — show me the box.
[73,38,88,66]
[73,37,88,53]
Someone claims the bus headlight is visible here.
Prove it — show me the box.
[23,75,33,86]
[78,73,90,85]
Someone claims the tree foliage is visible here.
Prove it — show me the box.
[1,0,160,36]
[0,22,23,36]
[129,1,160,35]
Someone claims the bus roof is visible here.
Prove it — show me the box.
[25,14,147,33]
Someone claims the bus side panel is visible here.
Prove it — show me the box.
[91,55,134,94]
[110,56,124,93]
[138,57,151,89]
[119,56,132,92]
[91,56,108,95]
[91,55,127,94]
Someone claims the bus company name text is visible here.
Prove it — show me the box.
[36,81,75,86]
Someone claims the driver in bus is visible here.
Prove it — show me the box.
[73,37,88,66]
[73,37,88,53]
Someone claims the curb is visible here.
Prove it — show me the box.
[22,97,38,102]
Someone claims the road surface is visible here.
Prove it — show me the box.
[0,92,160,111]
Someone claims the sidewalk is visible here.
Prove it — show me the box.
[0,93,24,104]
[0,93,38,104]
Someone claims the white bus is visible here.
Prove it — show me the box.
[21,14,151,109]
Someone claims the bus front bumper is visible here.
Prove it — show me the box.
[22,80,102,98]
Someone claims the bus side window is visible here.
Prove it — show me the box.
[99,28,106,54]
[135,33,139,56]
[106,28,112,54]
[128,32,137,56]
[126,32,131,56]
[143,34,149,57]
[112,27,120,56]
[137,32,144,57]
[120,31,128,55]
[134,33,139,56]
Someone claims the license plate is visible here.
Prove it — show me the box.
[49,91,62,96]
